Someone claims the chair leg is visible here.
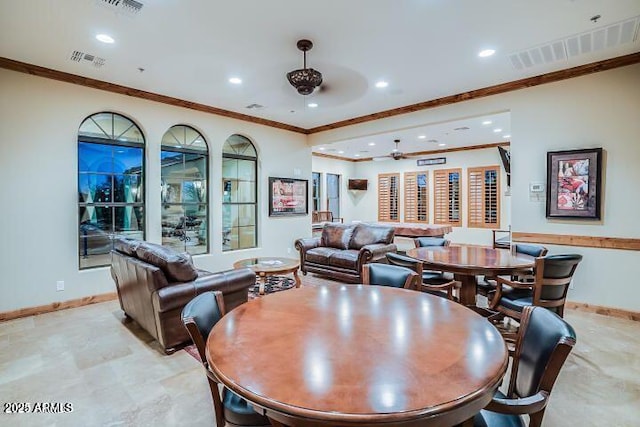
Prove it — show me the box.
[208,377,226,427]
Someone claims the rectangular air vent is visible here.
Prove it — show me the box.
[509,16,639,70]
[245,104,264,109]
[95,0,143,15]
[69,51,106,68]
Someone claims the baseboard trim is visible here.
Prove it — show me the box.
[0,292,118,322]
[566,301,640,322]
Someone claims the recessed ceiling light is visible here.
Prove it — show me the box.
[96,34,115,44]
[229,77,242,84]
[354,154,360,157]
[375,81,389,88]
[482,120,492,125]
[438,143,446,147]
[368,142,376,146]
[503,134,511,138]
[307,103,318,108]
[338,150,345,154]
[478,49,496,57]
[418,135,426,139]
[318,147,326,151]
[392,148,399,152]
[493,128,502,133]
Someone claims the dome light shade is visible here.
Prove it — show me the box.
[287,39,323,95]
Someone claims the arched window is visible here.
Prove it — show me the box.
[78,112,145,269]
[222,135,257,251]
[161,125,209,255]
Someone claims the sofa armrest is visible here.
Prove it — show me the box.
[358,243,398,264]
[295,237,321,252]
[153,268,255,314]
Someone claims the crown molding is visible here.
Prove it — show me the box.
[2,52,639,135]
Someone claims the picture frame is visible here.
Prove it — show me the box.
[269,177,309,216]
[546,148,602,219]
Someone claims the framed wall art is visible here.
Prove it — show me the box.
[269,177,309,216]
[546,148,602,219]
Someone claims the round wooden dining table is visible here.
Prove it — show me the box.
[206,284,508,427]
[406,244,535,306]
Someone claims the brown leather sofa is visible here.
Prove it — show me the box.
[110,237,255,353]
[295,223,397,283]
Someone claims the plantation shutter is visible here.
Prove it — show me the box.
[433,169,462,226]
[378,173,400,222]
[468,166,500,228]
[404,171,428,223]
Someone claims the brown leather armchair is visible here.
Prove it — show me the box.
[295,223,396,283]
[110,237,255,353]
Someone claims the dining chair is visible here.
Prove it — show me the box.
[473,306,577,427]
[362,263,419,289]
[413,237,450,247]
[477,243,548,297]
[386,252,459,300]
[181,291,270,427]
[489,254,582,320]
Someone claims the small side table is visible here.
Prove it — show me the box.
[233,257,301,295]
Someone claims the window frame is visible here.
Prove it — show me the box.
[160,125,210,255]
[77,112,145,270]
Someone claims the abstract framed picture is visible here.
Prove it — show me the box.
[546,148,602,219]
[268,177,308,216]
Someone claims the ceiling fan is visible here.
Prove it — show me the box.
[373,139,410,161]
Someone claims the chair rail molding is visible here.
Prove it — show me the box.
[512,232,640,251]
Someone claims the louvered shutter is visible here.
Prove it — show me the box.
[404,172,428,223]
[468,166,500,228]
[378,173,400,222]
[433,169,462,226]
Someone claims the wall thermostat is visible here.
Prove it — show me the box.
[529,182,544,193]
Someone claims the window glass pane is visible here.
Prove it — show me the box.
[79,113,112,139]
[184,154,206,179]
[115,206,144,232]
[223,134,256,157]
[237,159,256,181]
[113,175,142,203]
[113,146,143,174]
[223,180,238,203]
[239,226,256,249]
[79,173,112,203]
[162,125,208,152]
[237,181,255,203]
[78,142,112,173]
[222,158,237,179]
[239,205,256,226]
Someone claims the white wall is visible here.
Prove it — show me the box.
[310,64,640,312]
[0,69,310,312]
[310,155,358,224]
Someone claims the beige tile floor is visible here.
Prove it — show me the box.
[1,278,639,426]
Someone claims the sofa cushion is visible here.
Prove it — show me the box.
[135,241,198,282]
[306,247,341,264]
[113,236,141,256]
[321,223,354,250]
[328,250,359,269]
[349,224,395,249]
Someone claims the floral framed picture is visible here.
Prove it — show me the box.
[546,148,602,219]
[268,177,308,216]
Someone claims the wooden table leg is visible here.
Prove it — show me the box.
[259,272,267,295]
[293,269,301,288]
[455,274,478,306]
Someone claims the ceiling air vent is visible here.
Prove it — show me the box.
[95,0,144,15]
[245,104,264,109]
[453,126,470,131]
[509,15,639,70]
[69,51,106,68]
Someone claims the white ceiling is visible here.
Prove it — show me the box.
[316,112,511,160]
[1,1,639,130]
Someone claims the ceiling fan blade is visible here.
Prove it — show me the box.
[372,156,392,162]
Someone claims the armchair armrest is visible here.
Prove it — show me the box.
[485,391,549,415]
[495,276,534,290]
[152,268,255,313]
[295,237,322,253]
[358,243,397,264]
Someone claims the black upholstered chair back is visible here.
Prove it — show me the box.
[534,254,582,313]
[386,252,422,273]
[515,243,548,258]
[181,291,225,365]
[414,237,450,247]
[511,306,577,399]
[362,263,418,289]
